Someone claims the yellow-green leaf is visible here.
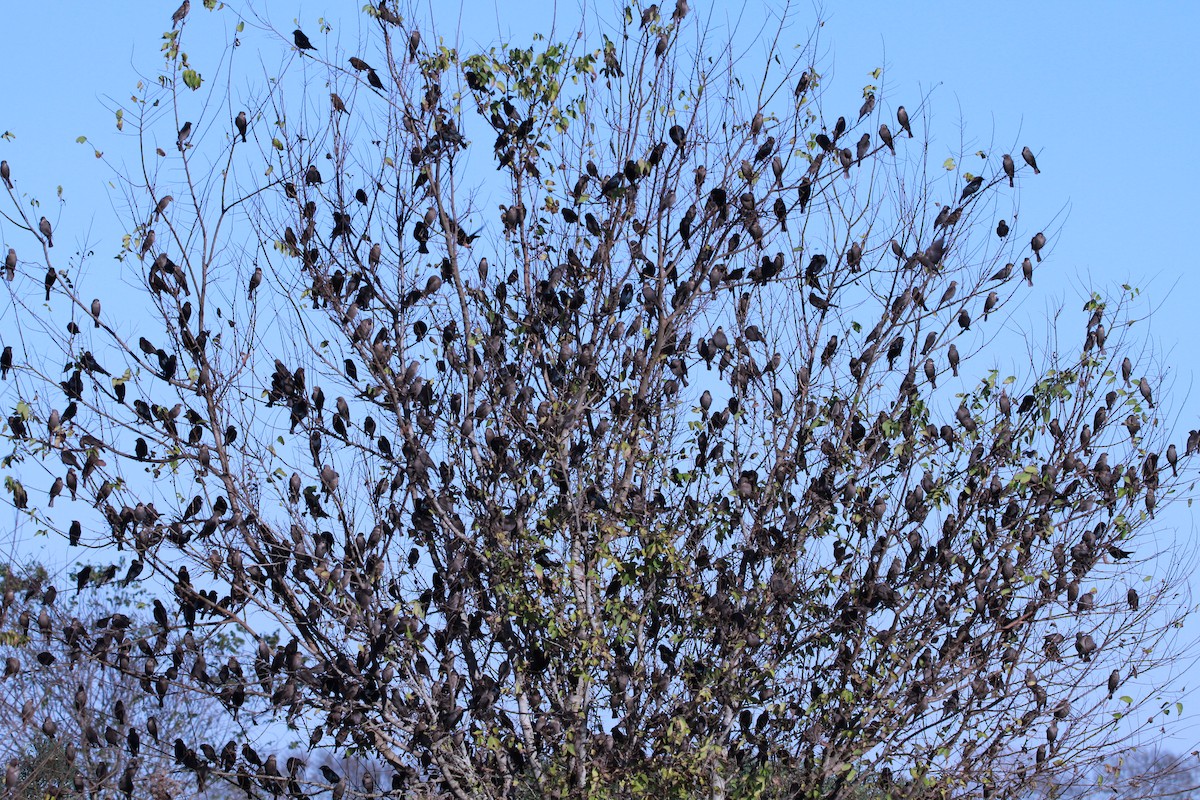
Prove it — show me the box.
[182,69,202,90]
[942,157,955,170]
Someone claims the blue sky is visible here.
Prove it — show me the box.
[1,0,1199,752]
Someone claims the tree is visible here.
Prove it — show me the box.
[0,562,238,799]
[0,1,1192,798]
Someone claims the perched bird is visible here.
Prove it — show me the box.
[1138,377,1154,407]
[140,229,156,259]
[983,291,998,320]
[1075,631,1097,662]
[996,219,1009,238]
[176,121,193,152]
[838,148,853,178]
[960,175,983,201]
[858,92,875,120]
[154,195,173,219]
[937,281,957,308]
[1127,588,1139,611]
[305,164,322,185]
[878,123,894,154]
[0,160,10,188]
[1022,257,1034,286]
[5,248,15,281]
[248,266,263,299]
[39,216,54,247]
[293,29,317,51]
[856,133,870,163]
[1022,146,1040,174]
[897,105,913,137]
[1107,670,1120,699]
[91,299,101,328]
[349,56,371,71]
[754,136,775,162]
[1002,153,1015,187]
[0,346,11,379]
[44,265,56,299]
[331,93,349,114]
[171,0,190,27]
[1031,231,1046,262]
[235,111,248,142]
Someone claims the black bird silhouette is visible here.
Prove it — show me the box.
[293,29,316,51]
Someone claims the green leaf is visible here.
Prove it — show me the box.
[942,157,955,170]
[15,401,31,420]
[76,136,88,144]
[271,138,284,151]
[1120,696,1133,704]
[182,69,202,90]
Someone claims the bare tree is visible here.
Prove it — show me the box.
[0,1,1193,798]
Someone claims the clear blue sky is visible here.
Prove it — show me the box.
[2,0,1199,749]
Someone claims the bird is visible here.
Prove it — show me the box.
[91,299,101,328]
[1022,258,1034,286]
[858,92,875,120]
[1022,146,1040,174]
[1031,232,1046,262]
[140,229,156,259]
[171,0,190,27]
[960,175,983,201]
[878,123,894,155]
[44,265,56,299]
[838,148,853,178]
[1075,631,1097,661]
[0,160,10,188]
[1138,377,1154,407]
[349,56,371,71]
[1127,588,1139,611]
[983,291,998,320]
[856,133,870,163]
[937,281,957,308]
[176,121,192,152]
[996,219,1009,238]
[235,111,248,142]
[305,164,322,185]
[293,29,317,51]
[0,346,10,379]
[754,136,775,162]
[1002,153,1015,187]
[154,195,173,219]
[947,344,959,376]
[331,93,349,114]
[1107,669,1120,699]
[897,106,913,137]
[5,248,15,280]
[39,216,54,247]
[248,267,263,299]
